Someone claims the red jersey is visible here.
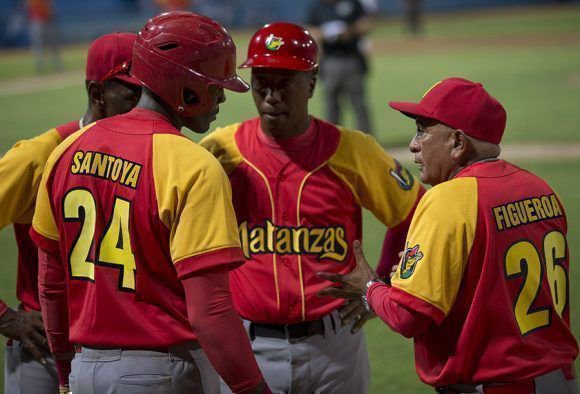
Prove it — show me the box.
[0,120,78,312]
[201,117,422,324]
[387,160,578,385]
[31,108,243,348]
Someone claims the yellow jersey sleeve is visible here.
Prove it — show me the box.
[199,123,244,175]
[391,177,478,317]
[327,128,422,228]
[153,134,242,273]
[0,128,62,228]
[32,127,88,243]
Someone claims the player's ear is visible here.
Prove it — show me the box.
[308,69,317,99]
[451,129,469,161]
[87,81,106,108]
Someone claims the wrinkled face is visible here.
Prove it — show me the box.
[103,79,142,117]
[251,68,315,137]
[409,117,457,186]
[182,85,226,134]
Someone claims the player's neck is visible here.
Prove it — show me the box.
[136,91,182,129]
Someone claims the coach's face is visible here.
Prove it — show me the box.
[409,117,458,186]
[103,79,142,117]
[251,68,316,138]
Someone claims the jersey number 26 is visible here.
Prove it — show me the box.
[504,230,568,336]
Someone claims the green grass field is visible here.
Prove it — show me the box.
[0,5,579,392]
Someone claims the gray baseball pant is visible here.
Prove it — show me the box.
[221,310,370,394]
[4,340,58,394]
[70,343,219,394]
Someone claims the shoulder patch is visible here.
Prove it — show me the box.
[389,160,414,191]
[400,243,424,279]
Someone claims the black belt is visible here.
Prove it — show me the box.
[249,319,327,343]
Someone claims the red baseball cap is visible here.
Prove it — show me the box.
[389,77,506,145]
[86,32,141,86]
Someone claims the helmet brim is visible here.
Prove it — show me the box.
[218,75,250,93]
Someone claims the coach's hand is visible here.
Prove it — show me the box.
[317,240,378,294]
[0,308,49,364]
[339,298,376,333]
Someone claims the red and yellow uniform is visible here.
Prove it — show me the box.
[31,108,243,347]
[370,160,578,386]
[201,116,422,323]
[0,121,78,314]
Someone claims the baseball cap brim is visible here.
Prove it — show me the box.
[388,101,433,120]
[110,73,142,87]
[239,55,315,71]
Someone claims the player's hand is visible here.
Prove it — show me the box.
[0,308,49,364]
[390,262,399,279]
[317,240,378,294]
[339,298,376,334]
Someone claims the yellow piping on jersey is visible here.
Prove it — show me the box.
[243,158,280,310]
[296,162,327,322]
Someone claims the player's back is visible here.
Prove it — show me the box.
[416,159,578,385]
[39,108,210,348]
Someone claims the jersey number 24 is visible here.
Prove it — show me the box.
[63,188,136,291]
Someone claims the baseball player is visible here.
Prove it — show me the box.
[319,78,579,393]
[200,22,423,393]
[0,32,141,394]
[30,12,269,394]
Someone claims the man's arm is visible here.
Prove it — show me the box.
[376,186,425,277]
[37,248,74,388]
[182,268,269,394]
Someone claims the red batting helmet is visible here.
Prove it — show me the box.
[240,22,318,71]
[131,12,249,116]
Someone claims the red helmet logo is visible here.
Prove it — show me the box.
[265,34,285,51]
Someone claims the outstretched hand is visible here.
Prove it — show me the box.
[316,240,379,332]
[0,308,49,364]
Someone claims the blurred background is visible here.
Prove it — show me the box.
[0,0,579,392]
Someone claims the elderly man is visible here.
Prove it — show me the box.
[320,77,578,393]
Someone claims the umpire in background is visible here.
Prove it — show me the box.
[320,77,578,393]
[307,0,374,134]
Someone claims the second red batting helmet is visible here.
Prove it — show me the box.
[131,11,249,117]
[240,22,318,71]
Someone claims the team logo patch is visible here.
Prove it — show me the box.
[400,244,424,279]
[265,34,284,51]
[389,160,414,191]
